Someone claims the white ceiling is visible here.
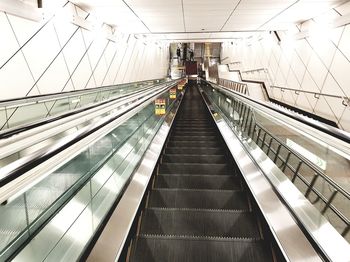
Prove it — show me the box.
[71,0,346,41]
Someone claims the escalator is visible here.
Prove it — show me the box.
[128,84,275,261]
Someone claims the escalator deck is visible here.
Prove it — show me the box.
[129,85,274,261]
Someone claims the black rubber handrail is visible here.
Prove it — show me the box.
[0,80,176,140]
[205,79,350,144]
[0,81,180,188]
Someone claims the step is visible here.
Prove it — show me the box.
[176,119,210,122]
[171,131,216,136]
[131,236,273,262]
[169,136,217,142]
[175,124,213,128]
[176,120,210,124]
[159,163,231,175]
[167,141,221,148]
[140,208,261,239]
[174,127,215,131]
[148,189,249,210]
[165,147,225,155]
[172,129,215,133]
[162,154,226,164]
[154,174,241,190]
[177,117,209,120]
[178,118,208,121]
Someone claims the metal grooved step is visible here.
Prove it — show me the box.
[129,84,273,262]
[131,236,272,262]
[154,174,241,190]
[148,189,249,210]
[140,208,261,238]
[159,163,231,175]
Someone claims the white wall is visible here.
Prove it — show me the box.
[221,1,350,132]
[0,2,169,101]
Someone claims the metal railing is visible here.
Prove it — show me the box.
[241,68,268,74]
[270,85,350,107]
[217,78,249,95]
[202,82,350,241]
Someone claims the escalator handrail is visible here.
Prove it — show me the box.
[203,82,350,208]
[199,86,350,261]
[203,79,350,144]
[0,81,180,161]
[0,78,167,106]
[0,80,182,190]
[0,80,177,140]
[86,86,186,262]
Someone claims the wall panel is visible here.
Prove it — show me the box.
[221,1,350,131]
[0,2,168,102]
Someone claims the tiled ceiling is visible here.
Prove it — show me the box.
[72,0,345,40]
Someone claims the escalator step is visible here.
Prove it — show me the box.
[165,147,225,155]
[173,127,215,132]
[159,163,231,175]
[148,189,249,210]
[175,124,213,128]
[154,174,241,190]
[170,136,217,141]
[162,154,226,164]
[130,236,273,262]
[177,118,209,121]
[167,141,222,148]
[140,208,261,239]
[172,131,216,136]
[175,122,211,125]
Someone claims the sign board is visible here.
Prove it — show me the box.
[155,99,166,115]
[177,79,187,90]
[170,88,176,99]
[185,61,198,75]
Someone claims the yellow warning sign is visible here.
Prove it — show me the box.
[177,79,187,90]
[170,88,176,99]
[155,99,166,115]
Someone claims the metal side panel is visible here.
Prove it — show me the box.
[0,83,175,204]
[86,91,185,262]
[199,93,323,262]
[199,87,350,261]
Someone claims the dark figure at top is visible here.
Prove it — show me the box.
[189,49,194,61]
[176,47,181,63]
